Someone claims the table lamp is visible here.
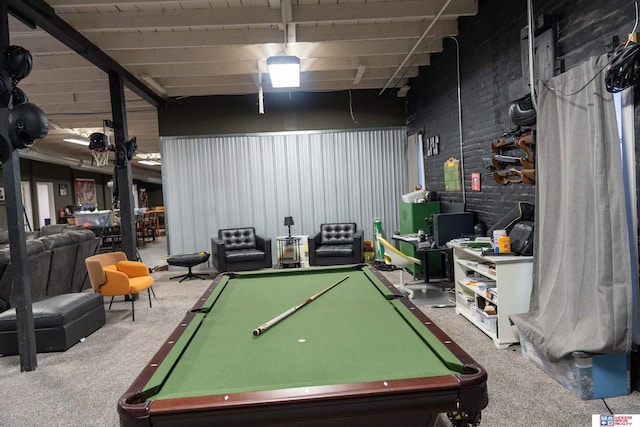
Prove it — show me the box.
[284,216,294,238]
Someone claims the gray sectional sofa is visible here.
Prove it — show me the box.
[0,224,99,313]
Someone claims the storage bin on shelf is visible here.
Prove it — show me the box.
[455,292,475,310]
[74,210,114,227]
[474,308,497,335]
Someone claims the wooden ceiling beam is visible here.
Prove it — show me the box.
[7,0,165,107]
[100,39,442,66]
[10,1,476,33]
[12,20,457,51]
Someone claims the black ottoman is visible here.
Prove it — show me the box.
[0,293,106,355]
[167,252,210,283]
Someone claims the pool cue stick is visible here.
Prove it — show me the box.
[252,275,349,336]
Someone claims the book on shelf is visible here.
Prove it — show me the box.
[459,276,477,286]
[486,288,498,304]
[467,237,493,249]
[467,261,494,276]
[476,280,496,291]
[451,237,492,248]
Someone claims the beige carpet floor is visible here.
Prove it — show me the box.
[0,265,638,426]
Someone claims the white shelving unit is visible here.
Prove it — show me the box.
[453,246,533,348]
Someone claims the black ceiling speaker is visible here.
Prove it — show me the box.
[8,102,49,149]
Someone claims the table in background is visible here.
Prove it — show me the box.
[276,236,301,268]
[88,225,122,252]
[392,234,452,283]
[118,264,488,426]
[151,206,165,236]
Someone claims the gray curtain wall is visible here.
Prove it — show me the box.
[405,133,420,192]
[512,55,635,361]
[161,128,407,266]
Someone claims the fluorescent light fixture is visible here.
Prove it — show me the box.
[136,152,161,160]
[139,73,168,96]
[139,160,162,166]
[63,138,89,146]
[353,65,367,84]
[267,56,300,88]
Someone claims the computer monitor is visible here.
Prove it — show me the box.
[432,212,474,247]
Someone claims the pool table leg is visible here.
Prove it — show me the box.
[447,411,482,426]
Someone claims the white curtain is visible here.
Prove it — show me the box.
[512,55,635,361]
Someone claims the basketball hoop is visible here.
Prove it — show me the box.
[91,148,109,167]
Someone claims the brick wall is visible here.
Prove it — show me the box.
[406,0,634,230]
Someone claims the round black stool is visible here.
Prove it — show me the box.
[167,252,210,283]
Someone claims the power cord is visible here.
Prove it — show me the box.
[542,39,640,96]
[542,55,615,97]
[602,397,614,414]
[348,89,358,124]
[604,0,640,93]
[544,0,640,96]
[605,40,640,93]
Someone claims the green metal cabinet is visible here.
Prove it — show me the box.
[399,201,441,276]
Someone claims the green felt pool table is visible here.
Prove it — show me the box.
[118,264,488,426]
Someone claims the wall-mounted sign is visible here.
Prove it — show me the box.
[471,172,481,191]
[426,135,439,156]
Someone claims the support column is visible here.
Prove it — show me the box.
[108,71,136,261]
[0,0,36,371]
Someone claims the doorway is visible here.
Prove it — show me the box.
[21,181,34,232]
[36,182,55,229]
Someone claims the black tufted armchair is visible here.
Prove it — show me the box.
[308,223,364,266]
[211,227,272,272]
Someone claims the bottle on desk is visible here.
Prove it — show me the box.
[492,230,506,252]
[498,235,511,253]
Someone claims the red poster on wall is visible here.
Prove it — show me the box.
[76,178,96,209]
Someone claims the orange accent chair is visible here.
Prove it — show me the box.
[85,251,154,321]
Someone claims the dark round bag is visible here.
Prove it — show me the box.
[509,221,534,256]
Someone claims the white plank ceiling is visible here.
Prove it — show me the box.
[10,0,477,175]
